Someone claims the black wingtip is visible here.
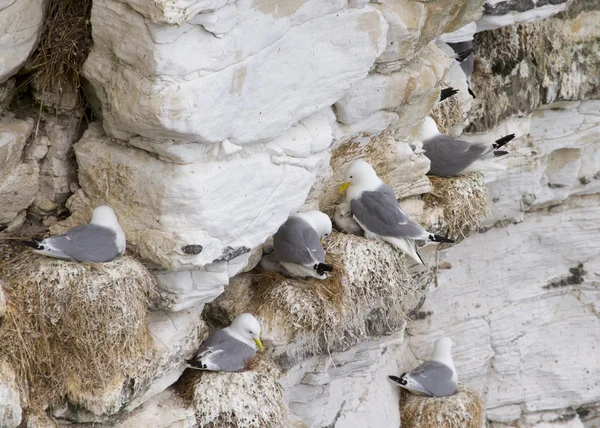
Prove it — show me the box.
[388,375,402,384]
[468,87,476,98]
[416,249,425,265]
[0,225,7,232]
[494,150,509,157]
[21,240,43,250]
[430,234,454,244]
[493,133,516,149]
[439,87,459,102]
[455,48,473,62]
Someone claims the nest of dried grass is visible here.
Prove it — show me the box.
[423,173,489,241]
[0,242,156,409]
[246,232,430,360]
[430,95,464,136]
[26,0,93,110]
[400,384,484,428]
[176,355,288,428]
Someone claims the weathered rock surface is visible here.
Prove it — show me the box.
[0,115,38,228]
[0,0,46,83]
[83,0,387,143]
[0,361,22,428]
[410,103,600,426]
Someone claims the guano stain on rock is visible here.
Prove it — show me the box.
[356,11,383,52]
[252,0,307,19]
[229,64,247,96]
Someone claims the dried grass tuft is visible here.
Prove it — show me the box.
[27,0,93,109]
[400,384,485,428]
[0,242,156,409]
[423,173,489,241]
[247,232,430,359]
[177,355,288,428]
[430,96,464,136]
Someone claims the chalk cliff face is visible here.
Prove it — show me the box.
[0,0,599,427]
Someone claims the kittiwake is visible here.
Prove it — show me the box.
[448,40,475,98]
[22,205,126,263]
[419,117,515,177]
[272,211,334,279]
[389,336,458,397]
[187,313,264,372]
[339,160,453,265]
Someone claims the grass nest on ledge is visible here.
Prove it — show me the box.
[208,231,432,364]
[423,173,489,242]
[175,355,291,428]
[400,384,485,428]
[0,241,156,410]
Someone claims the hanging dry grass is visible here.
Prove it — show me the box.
[176,355,289,428]
[430,95,464,136]
[243,232,431,360]
[423,173,489,241]
[0,241,156,409]
[27,0,93,109]
[400,384,485,428]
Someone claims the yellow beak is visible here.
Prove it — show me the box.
[339,182,350,194]
[254,337,264,352]
[320,237,324,245]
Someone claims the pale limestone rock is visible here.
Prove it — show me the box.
[477,0,569,32]
[0,115,33,182]
[0,0,46,83]
[0,361,22,428]
[410,194,600,426]
[124,305,207,412]
[189,3,239,37]
[119,0,232,24]
[154,262,228,312]
[281,332,415,427]
[83,1,387,143]
[461,101,600,225]
[24,412,58,428]
[0,162,39,225]
[74,123,328,270]
[112,388,196,428]
[28,115,80,216]
[336,43,450,126]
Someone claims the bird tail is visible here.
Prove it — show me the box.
[439,87,458,102]
[21,240,44,250]
[186,359,207,370]
[455,48,473,62]
[382,236,424,265]
[462,158,508,173]
[429,234,454,244]
[492,133,515,150]
[314,263,334,276]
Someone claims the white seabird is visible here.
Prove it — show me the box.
[339,160,453,265]
[187,313,264,372]
[22,205,126,263]
[389,336,458,397]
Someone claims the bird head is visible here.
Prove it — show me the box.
[231,313,264,351]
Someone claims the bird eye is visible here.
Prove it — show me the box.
[350,175,353,178]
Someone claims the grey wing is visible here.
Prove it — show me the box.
[194,330,256,372]
[351,185,426,239]
[273,217,325,266]
[47,224,120,263]
[448,41,473,80]
[423,135,488,177]
[409,360,457,397]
